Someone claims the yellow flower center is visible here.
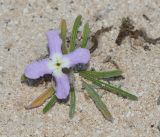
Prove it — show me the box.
[48,53,69,77]
[56,62,61,66]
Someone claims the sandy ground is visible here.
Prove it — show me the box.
[0,0,160,137]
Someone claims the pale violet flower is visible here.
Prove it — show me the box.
[24,30,90,99]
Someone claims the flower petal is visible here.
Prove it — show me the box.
[24,59,52,79]
[63,48,90,67]
[46,29,62,57]
[55,74,70,99]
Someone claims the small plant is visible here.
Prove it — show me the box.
[21,15,138,121]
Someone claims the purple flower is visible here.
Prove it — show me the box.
[24,29,90,99]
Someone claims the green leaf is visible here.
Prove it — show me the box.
[43,94,57,114]
[69,87,76,118]
[81,23,90,48]
[83,81,113,121]
[21,74,27,82]
[157,121,160,131]
[80,70,123,79]
[69,15,82,52]
[157,96,160,105]
[60,19,68,54]
[80,72,138,101]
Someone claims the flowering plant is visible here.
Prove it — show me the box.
[21,15,138,121]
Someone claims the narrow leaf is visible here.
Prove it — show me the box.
[83,81,113,121]
[69,87,76,118]
[157,96,160,105]
[69,15,82,52]
[43,94,57,113]
[80,70,123,79]
[21,74,27,83]
[60,19,68,54]
[81,23,90,48]
[157,121,160,131]
[25,87,54,109]
[80,72,138,101]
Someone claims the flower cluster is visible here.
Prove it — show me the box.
[23,15,138,120]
